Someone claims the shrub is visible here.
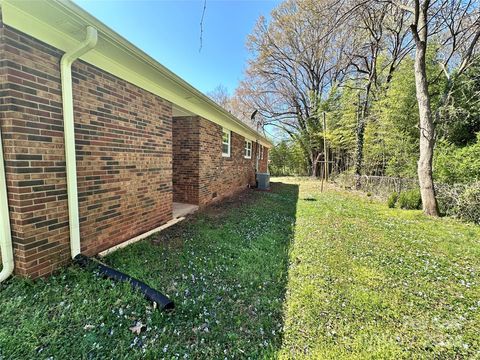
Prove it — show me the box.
[398,189,422,210]
[387,192,398,208]
[436,182,480,224]
[436,183,464,217]
[456,182,480,224]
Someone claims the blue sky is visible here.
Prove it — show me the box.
[75,0,279,96]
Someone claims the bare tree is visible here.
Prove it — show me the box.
[206,84,263,131]
[238,0,352,176]
[207,84,231,110]
[346,3,387,188]
[239,0,412,177]
[342,1,412,188]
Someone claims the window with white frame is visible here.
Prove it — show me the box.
[244,140,252,159]
[222,128,231,157]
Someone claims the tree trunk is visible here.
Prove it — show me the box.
[413,31,439,216]
[311,151,321,177]
[355,119,365,190]
[355,92,367,190]
[312,163,318,177]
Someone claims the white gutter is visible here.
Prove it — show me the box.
[60,26,98,259]
[0,127,14,283]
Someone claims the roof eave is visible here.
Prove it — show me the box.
[0,0,273,147]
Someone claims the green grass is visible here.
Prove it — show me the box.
[278,177,480,359]
[1,177,479,359]
[0,183,298,359]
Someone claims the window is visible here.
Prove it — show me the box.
[244,140,252,159]
[222,128,231,157]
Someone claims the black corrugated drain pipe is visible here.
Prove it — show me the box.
[74,254,174,311]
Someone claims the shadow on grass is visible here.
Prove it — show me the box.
[103,181,299,358]
[95,183,298,358]
[0,182,298,358]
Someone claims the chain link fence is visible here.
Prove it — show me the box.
[333,173,418,197]
[333,173,480,224]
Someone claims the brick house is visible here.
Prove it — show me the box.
[0,0,271,279]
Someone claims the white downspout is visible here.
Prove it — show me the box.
[60,26,98,259]
[0,127,14,283]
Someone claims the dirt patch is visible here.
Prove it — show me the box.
[151,231,184,249]
[201,187,258,220]
[150,217,194,249]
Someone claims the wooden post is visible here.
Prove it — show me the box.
[320,167,324,192]
[323,112,328,183]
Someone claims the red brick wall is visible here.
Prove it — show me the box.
[172,116,269,206]
[172,116,199,204]
[198,117,257,205]
[0,24,172,277]
[0,22,268,278]
[72,61,172,256]
[0,23,70,277]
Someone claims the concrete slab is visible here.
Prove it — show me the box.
[173,202,199,219]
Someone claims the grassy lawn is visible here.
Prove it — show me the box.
[0,183,298,359]
[1,178,479,359]
[278,177,480,359]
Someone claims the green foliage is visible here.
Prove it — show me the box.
[269,140,290,176]
[457,182,480,224]
[434,134,480,184]
[364,48,443,179]
[398,189,422,210]
[437,60,480,146]
[269,140,309,176]
[329,84,358,157]
[277,177,480,359]
[276,45,480,185]
[437,182,480,224]
[387,192,398,208]
[366,58,419,178]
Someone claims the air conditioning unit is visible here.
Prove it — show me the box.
[256,172,270,190]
